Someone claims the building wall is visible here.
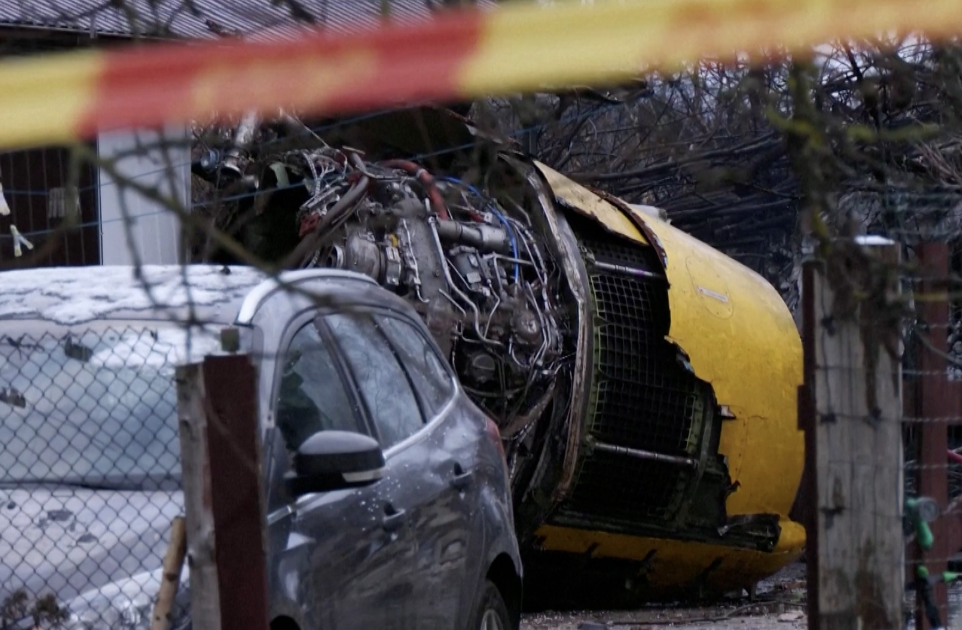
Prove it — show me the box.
[97,126,189,266]
[0,129,190,270]
[0,28,189,271]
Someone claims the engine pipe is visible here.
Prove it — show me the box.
[286,175,370,269]
[427,214,504,350]
[379,159,451,221]
[435,220,514,255]
[439,176,520,282]
[219,110,260,178]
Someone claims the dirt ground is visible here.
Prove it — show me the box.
[520,561,809,630]
[519,558,962,630]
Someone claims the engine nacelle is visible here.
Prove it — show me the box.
[197,108,805,603]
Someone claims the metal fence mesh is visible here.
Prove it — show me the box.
[0,326,210,630]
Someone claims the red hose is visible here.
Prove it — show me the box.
[379,159,451,220]
[948,449,962,465]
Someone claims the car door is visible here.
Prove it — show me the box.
[321,312,429,630]
[372,312,481,630]
[266,317,414,630]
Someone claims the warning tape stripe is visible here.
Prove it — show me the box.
[0,0,960,150]
[461,0,961,93]
[80,12,485,139]
[0,51,104,149]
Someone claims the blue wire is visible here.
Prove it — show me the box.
[438,176,520,283]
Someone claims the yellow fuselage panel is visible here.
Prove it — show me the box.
[534,520,805,590]
[534,161,649,246]
[533,168,805,586]
[631,211,804,519]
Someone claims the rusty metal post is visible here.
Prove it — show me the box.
[176,354,269,630]
[915,241,952,628]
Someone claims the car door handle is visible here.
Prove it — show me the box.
[382,506,406,532]
[451,465,473,491]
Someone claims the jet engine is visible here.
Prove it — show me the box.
[193,107,805,604]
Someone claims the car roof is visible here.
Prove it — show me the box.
[0,265,265,326]
[0,265,393,328]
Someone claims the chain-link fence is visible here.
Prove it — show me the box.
[0,325,228,629]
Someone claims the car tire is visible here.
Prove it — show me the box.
[470,580,513,630]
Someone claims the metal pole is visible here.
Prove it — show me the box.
[916,241,952,628]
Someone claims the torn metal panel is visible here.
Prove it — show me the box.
[562,169,803,520]
[586,183,670,225]
[527,151,804,581]
[513,156,594,508]
[541,214,775,552]
[626,209,805,520]
[629,203,670,223]
[533,161,650,246]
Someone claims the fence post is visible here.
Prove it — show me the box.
[809,240,903,630]
[176,353,269,630]
[800,261,819,630]
[914,241,953,627]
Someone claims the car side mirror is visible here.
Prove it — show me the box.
[285,430,385,497]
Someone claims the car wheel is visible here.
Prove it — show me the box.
[471,580,513,630]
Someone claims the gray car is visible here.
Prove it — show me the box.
[0,265,522,630]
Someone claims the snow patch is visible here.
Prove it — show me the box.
[87,327,224,369]
[0,265,267,325]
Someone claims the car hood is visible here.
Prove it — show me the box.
[0,486,183,605]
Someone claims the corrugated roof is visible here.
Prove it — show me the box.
[0,0,496,41]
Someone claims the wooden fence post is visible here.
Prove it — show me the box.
[150,517,187,630]
[176,353,269,630]
[809,240,903,630]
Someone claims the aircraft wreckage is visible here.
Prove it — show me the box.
[192,107,805,605]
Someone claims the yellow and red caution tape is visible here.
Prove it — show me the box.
[1,0,961,150]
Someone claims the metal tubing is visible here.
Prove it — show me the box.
[428,214,502,348]
[492,254,534,267]
[591,440,697,467]
[380,159,451,220]
[592,260,664,280]
[435,219,513,254]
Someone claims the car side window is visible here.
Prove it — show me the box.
[325,313,424,450]
[375,314,455,417]
[275,322,361,453]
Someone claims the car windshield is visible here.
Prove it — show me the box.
[0,322,223,489]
